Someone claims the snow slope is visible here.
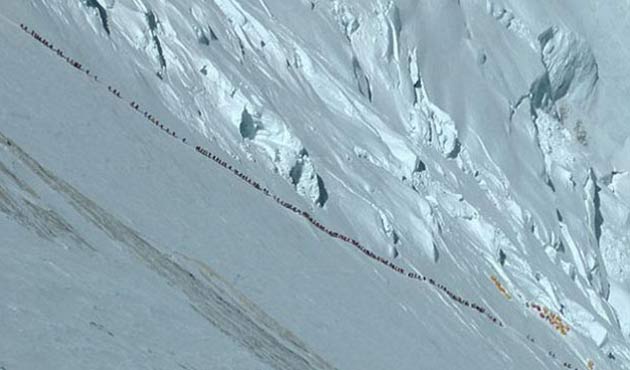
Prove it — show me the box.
[1,1,630,369]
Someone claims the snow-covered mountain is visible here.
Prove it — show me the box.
[1,1,630,369]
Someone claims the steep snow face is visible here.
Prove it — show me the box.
[537,26,598,108]
[2,0,630,369]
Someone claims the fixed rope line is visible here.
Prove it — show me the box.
[16,23,503,326]
[14,20,604,370]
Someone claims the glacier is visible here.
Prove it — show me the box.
[1,1,630,369]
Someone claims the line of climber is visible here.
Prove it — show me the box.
[18,22,602,370]
[108,85,121,98]
[20,24,187,145]
[17,22,503,327]
[62,17,507,326]
[129,100,185,141]
[21,24,96,81]
[195,145,503,326]
[19,23,503,326]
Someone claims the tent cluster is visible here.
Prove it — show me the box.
[21,22,607,370]
[528,303,571,336]
[490,275,512,300]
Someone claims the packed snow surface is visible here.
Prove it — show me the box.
[1,1,630,369]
